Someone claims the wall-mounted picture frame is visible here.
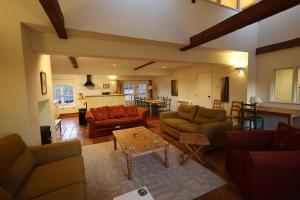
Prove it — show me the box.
[103,83,110,89]
[40,71,47,95]
[171,80,178,96]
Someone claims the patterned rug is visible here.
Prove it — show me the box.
[82,142,225,200]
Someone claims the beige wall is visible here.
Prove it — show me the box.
[22,25,55,144]
[154,64,248,113]
[0,0,49,144]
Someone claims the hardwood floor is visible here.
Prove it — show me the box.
[56,116,245,200]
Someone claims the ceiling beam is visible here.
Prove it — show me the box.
[181,0,300,51]
[134,61,156,70]
[39,0,67,39]
[256,37,300,55]
[68,56,79,68]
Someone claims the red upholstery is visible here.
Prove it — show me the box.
[271,122,300,151]
[225,123,300,200]
[125,106,139,117]
[107,105,127,118]
[91,107,108,120]
[86,106,148,138]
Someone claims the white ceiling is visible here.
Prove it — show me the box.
[51,55,192,76]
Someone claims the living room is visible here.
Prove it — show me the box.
[1,0,300,200]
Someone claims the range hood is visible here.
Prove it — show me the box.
[83,75,95,87]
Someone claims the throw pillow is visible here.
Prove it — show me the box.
[125,106,139,117]
[91,107,108,121]
[271,122,300,151]
[108,105,127,118]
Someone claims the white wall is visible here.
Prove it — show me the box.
[154,64,248,113]
[256,46,300,110]
[258,5,300,47]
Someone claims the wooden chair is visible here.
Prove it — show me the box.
[179,133,210,165]
[213,99,224,110]
[228,101,243,128]
[240,103,264,130]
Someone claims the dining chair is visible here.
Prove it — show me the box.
[240,103,264,130]
[213,99,224,110]
[228,101,243,128]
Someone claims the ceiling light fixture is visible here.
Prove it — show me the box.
[162,66,166,69]
[113,64,117,67]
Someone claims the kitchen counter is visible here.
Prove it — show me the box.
[86,94,126,109]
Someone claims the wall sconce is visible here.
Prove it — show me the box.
[234,67,245,73]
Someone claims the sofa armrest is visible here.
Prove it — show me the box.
[197,120,232,150]
[29,140,81,165]
[226,130,274,151]
[137,107,148,126]
[86,111,95,123]
[160,111,178,120]
[248,151,300,199]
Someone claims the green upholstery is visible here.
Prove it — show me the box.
[178,104,198,122]
[0,134,37,197]
[161,118,189,129]
[193,106,226,125]
[32,183,86,200]
[16,156,85,200]
[176,123,199,133]
[160,105,232,150]
[0,134,86,200]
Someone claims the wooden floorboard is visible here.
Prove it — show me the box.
[56,116,245,200]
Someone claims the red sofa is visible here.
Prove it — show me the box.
[86,105,148,138]
[225,122,300,200]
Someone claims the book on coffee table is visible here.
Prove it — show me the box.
[113,187,154,200]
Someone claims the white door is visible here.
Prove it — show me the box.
[194,72,213,108]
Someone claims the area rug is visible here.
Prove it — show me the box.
[82,142,226,200]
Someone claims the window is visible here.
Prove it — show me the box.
[53,85,74,106]
[137,83,147,97]
[124,84,134,101]
[272,67,299,104]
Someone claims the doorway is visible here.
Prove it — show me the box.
[194,72,213,108]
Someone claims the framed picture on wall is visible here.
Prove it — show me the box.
[103,83,110,89]
[171,80,178,96]
[40,71,47,95]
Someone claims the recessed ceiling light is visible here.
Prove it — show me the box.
[162,66,166,69]
[113,64,117,67]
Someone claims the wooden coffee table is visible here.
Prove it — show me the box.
[113,126,169,180]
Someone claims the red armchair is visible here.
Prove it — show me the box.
[226,123,300,200]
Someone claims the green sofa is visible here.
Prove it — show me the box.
[0,134,86,200]
[160,104,232,151]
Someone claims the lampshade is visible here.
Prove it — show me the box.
[148,85,153,90]
[249,96,262,104]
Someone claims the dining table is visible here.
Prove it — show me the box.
[257,106,300,125]
[144,99,164,117]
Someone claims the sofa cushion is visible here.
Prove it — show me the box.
[0,134,36,197]
[193,106,226,125]
[107,105,127,118]
[178,104,198,122]
[119,116,143,125]
[125,106,139,117]
[95,119,119,128]
[161,118,189,129]
[271,122,300,151]
[176,122,199,133]
[91,107,108,121]
[16,156,84,200]
[32,183,86,200]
